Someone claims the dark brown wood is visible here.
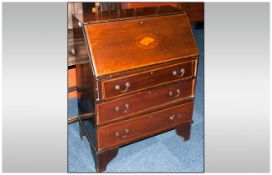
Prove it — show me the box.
[94,148,119,172]
[101,60,196,100]
[74,59,95,114]
[176,122,192,141]
[79,114,119,172]
[74,6,183,24]
[121,2,178,9]
[78,116,97,148]
[181,3,204,23]
[97,79,195,125]
[97,101,194,151]
[71,6,199,172]
[119,2,204,23]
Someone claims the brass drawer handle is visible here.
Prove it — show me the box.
[115,82,130,92]
[169,113,182,121]
[115,104,129,114]
[173,68,185,78]
[169,89,181,98]
[115,128,130,139]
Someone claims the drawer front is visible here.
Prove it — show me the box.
[101,60,197,100]
[97,79,195,125]
[97,101,194,150]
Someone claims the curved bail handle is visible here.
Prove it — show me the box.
[115,103,130,114]
[172,68,185,78]
[115,82,131,92]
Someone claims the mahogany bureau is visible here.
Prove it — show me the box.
[72,6,199,172]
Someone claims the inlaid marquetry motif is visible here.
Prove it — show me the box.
[136,33,158,49]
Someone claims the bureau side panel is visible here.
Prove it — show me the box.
[72,15,97,146]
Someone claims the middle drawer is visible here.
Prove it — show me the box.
[96,79,195,125]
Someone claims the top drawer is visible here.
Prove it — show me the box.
[101,60,197,100]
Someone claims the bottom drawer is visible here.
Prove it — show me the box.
[97,101,194,150]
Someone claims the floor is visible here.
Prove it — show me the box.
[68,27,204,173]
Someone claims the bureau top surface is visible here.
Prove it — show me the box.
[78,6,199,77]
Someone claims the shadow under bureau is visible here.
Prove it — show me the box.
[72,6,199,172]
